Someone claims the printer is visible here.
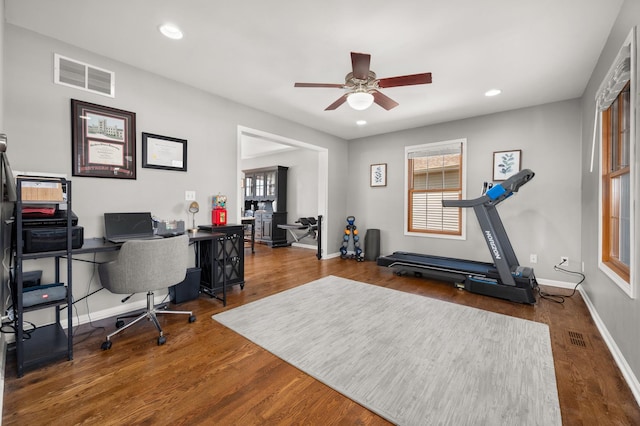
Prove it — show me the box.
[21,208,84,253]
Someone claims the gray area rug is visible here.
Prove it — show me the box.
[213,276,561,425]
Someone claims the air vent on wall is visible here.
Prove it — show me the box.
[53,53,115,98]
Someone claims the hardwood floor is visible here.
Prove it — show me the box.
[3,244,640,425]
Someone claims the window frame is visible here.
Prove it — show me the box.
[597,27,637,298]
[404,138,467,240]
[601,84,631,282]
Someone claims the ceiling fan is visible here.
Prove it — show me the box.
[294,52,432,111]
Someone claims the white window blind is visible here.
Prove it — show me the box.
[596,48,631,111]
[405,139,466,238]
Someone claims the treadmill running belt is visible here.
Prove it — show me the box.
[378,252,495,276]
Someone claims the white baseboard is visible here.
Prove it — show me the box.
[60,298,150,329]
[324,251,342,259]
[0,298,149,344]
[579,287,640,407]
[537,277,581,290]
[291,242,317,250]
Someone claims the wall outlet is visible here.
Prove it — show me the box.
[529,254,537,264]
[185,190,196,201]
[560,256,569,266]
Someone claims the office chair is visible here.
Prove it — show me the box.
[98,234,196,349]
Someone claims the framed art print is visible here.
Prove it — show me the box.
[370,163,387,187]
[492,150,521,181]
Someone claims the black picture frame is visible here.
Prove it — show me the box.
[71,99,136,179]
[141,133,187,172]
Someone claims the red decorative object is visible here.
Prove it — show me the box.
[212,207,227,225]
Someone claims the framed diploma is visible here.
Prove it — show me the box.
[141,133,187,172]
[71,99,136,179]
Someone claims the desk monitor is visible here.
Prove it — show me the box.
[104,212,158,243]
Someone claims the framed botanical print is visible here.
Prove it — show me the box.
[370,163,387,187]
[492,150,521,181]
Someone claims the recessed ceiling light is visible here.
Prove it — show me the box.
[356,120,367,126]
[159,23,183,40]
[485,89,502,97]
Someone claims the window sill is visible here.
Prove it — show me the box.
[599,261,635,298]
[404,231,466,241]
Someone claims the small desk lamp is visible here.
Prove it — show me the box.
[188,201,199,232]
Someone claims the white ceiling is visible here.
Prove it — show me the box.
[5,0,623,140]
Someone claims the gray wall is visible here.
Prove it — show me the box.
[579,0,640,386]
[348,99,582,283]
[3,24,347,320]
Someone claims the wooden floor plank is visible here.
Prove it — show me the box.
[3,245,639,425]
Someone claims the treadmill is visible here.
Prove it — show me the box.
[377,169,538,304]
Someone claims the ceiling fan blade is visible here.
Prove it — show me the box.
[372,90,399,110]
[294,82,344,88]
[325,95,348,110]
[378,73,432,88]
[351,52,371,80]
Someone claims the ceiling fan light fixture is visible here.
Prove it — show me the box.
[347,92,374,110]
[159,23,183,40]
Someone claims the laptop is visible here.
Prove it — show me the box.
[104,212,162,243]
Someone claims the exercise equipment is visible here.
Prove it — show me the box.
[277,216,323,260]
[340,216,364,261]
[364,228,381,261]
[377,169,538,304]
[278,217,318,242]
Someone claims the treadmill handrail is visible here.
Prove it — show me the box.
[442,169,535,208]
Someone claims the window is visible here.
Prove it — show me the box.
[596,27,636,297]
[405,139,466,238]
[602,83,631,283]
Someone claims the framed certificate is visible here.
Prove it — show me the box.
[142,133,187,172]
[71,99,137,179]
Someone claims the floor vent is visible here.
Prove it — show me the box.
[568,331,587,348]
[54,54,115,98]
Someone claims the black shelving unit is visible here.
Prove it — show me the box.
[243,166,288,246]
[13,177,73,377]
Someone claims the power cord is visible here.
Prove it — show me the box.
[537,259,585,303]
[73,254,105,343]
[0,319,36,340]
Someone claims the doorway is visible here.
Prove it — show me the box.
[237,126,328,257]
